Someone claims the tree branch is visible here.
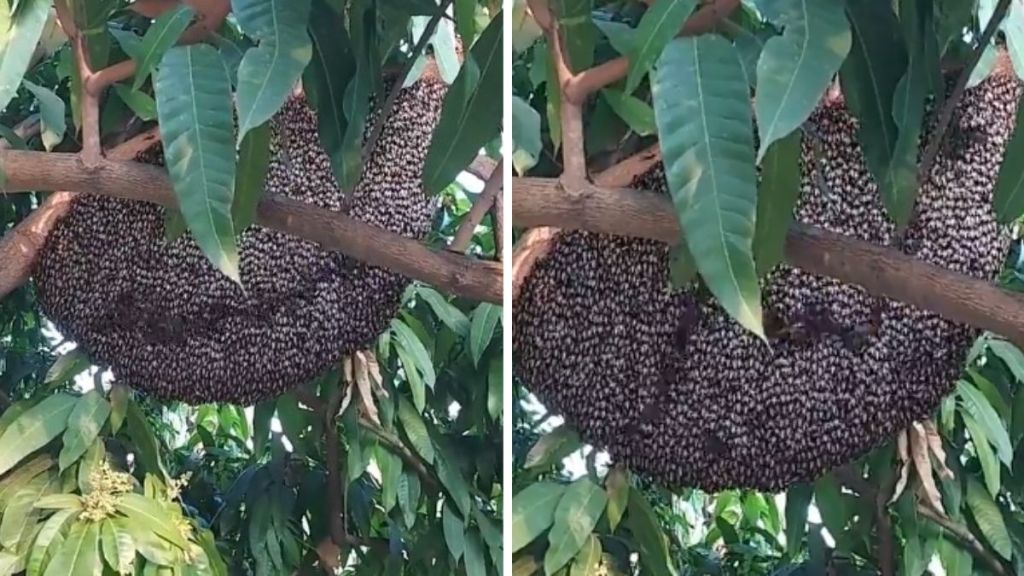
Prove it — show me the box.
[512,175,1024,348]
[362,0,454,167]
[449,158,503,254]
[918,504,1011,576]
[359,417,440,491]
[0,150,502,303]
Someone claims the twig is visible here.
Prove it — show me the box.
[324,370,348,549]
[449,158,503,254]
[467,155,497,181]
[362,0,454,166]
[491,177,504,261]
[917,0,1011,184]
[359,417,440,491]
[918,504,1011,576]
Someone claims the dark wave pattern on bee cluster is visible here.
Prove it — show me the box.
[513,71,1021,492]
[34,76,446,405]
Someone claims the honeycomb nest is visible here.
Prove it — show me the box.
[514,71,1021,492]
[34,76,447,405]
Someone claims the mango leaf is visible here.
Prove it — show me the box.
[423,13,503,194]
[602,87,656,136]
[569,534,602,576]
[391,319,436,389]
[487,355,502,421]
[965,477,1012,559]
[840,0,912,226]
[626,490,674,576]
[232,121,271,232]
[27,508,77,576]
[544,478,608,575]
[962,413,1001,497]
[132,4,195,91]
[303,0,355,190]
[43,522,99,576]
[1,475,51,548]
[124,401,167,479]
[155,44,239,282]
[994,90,1024,223]
[107,386,129,436]
[397,472,421,529]
[435,446,473,517]
[938,535,972,576]
[397,397,434,464]
[990,339,1024,383]
[442,502,465,562]
[43,350,89,386]
[21,81,66,151]
[511,482,566,553]
[753,131,801,275]
[957,379,1012,467]
[785,482,813,556]
[232,0,313,145]
[652,35,764,338]
[524,424,581,470]
[605,467,629,532]
[416,285,471,337]
[113,84,157,121]
[469,303,501,366]
[625,0,698,94]
[511,94,542,175]
[0,393,76,477]
[0,0,50,114]
[754,0,851,160]
[115,493,188,549]
[59,390,111,472]
[463,529,487,576]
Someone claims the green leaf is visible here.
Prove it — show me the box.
[652,36,764,338]
[626,490,674,576]
[0,393,76,477]
[604,467,629,532]
[415,286,471,337]
[0,553,16,576]
[0,0,50,114]
[442,502,465,562]
[594,20,637,56]
[511,94,542,175]
[754,0,851,160]
[463,529,487,576]
[570,534,602,576]
[397,471,421,529]
[108,386,128,436]
[391,319,436,389]
[43,522,99,576]
[1,475,50,548]
[625,0,698,94]
[813,475,848,539]
[938,535,972,576]
[34,494,83,510]
[335,0,375,192]
[545,478,608,575]
[232,0,312,144]
[423,12,503,194]
[785,482,813,556]
[965,477,1012,559]
[397,397,434,464]
[963,413,1001,497]
[124,401,166,479]
[525,424,581,470]
[28,508,77,576]
[753,131,801,275]
[990,340,1024,383]
[44,350,90,387]
[59,390,111,472]
[553,0,594,72]
[0,454,54,507]
[469,303,501,366]
[840,0,914,226]
[132,5,195,91]
[957,379,1012,467]
[487,355,502,421]
[601,88,656,137]
[435,445,473,517]
[22,81,66,151]
[303,0,356,191]
[115,493,188,550]
[994,90,1024,223]
[113,84,157,121]
[511,482,566,553]
[155,44,240,282]
[375,445,401,512]
[232,121,270,232]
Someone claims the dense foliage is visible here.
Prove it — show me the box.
[512,0,1024,575]
[0,0,503,574]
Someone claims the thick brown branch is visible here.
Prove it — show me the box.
[0,150,502,303]
[449,158,504,254]
[918,504,1010,576]
[512,176,1024,348]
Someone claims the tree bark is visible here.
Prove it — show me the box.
[512,176,1024,348]
[0,150,502,304]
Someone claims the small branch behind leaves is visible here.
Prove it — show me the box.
[449,157,503,254]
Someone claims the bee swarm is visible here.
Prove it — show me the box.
[34,76,446,405]
[513,70,1020,491]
